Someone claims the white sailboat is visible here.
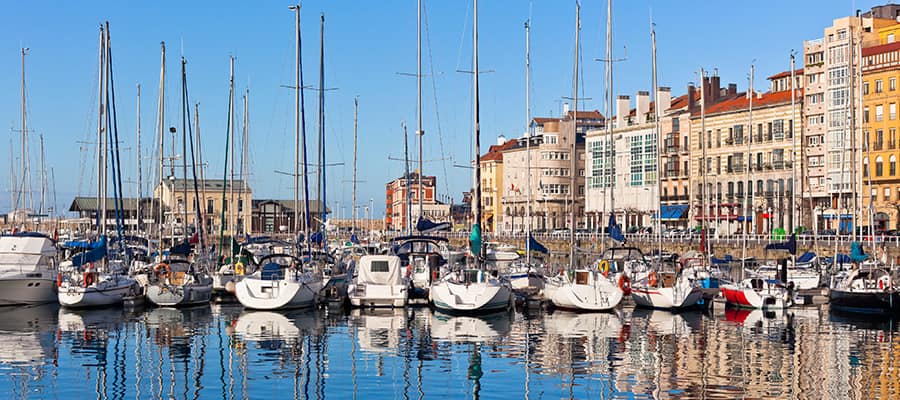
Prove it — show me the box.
[235,5,325,310]
[629,18,703,310]
[58,24,137,308]
[430,0,512,314]
[348,254,408,307]
[545,3,624,312]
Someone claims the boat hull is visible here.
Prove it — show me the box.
[430,281,512,313]
[58,277,135,308]
[235,276,323,310]
[348,283,407,308]
[547,280,623,312]
[0,278,57,305]
[720,283,789,309]
[146,281,213,307]
[829,288,900,314]
[631,286,703,310]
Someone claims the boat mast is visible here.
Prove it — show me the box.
[290,4,301,237]
[228,56,235,256]
[136,84,142,232]
[525,14,532,264]
[242,88,249,237]
[98,27,108,235]
[790,53,798,233]
[651,17,662,264]
[699,67,708,259]
[39,133,45,228]
[742,64,754,279]
[195,103,205,237]
[568,3,579,271]
[156,42,166,245]
[318,13,327,249]
[18,47,28,223]
[403,122,412,235]
[352,97,358,233]
[473,0,483,264]
[416,0,425,225]
[604,0,614,249]
[181,57,190,242]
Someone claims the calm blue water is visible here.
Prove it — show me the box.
[0,302,897,399]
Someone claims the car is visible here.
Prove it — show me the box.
[819,229,836,236]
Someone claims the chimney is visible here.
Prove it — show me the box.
[710,74,721,103]
[563,102,570,116]
[657,87,672,114]
[687,84,696,111]
[497,134,506,146]
[727,83,737,96]
[616,95,630,129]
[636,91,650,124]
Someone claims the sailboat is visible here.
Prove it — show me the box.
[719,65,792,310]
[58,24,137,308]
[235,4,324,310]
[429,0,513,313]
[544,3,624,312]
[145,56,213,307]
[629,17,703,310]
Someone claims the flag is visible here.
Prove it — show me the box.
[528,234,549,254]
[608,214,625,243]
[765,233,797,255]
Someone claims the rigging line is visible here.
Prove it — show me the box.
[422,0,451,197]
[454,0,473,78]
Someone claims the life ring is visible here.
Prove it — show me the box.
[598,259,611,277]
[879,276,891,291]
[83,272,95,287]
[618,274,631,296]
[234,261,245,276]
[648,271,659,287]
[154,263,170,276]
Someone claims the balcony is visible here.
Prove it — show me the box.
[772,161,784,170]
[890,140,897,150]
[874,142,884,151]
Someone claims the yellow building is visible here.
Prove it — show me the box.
[862,41,900,231]
[155,179,252,237]
[479,138,517,232]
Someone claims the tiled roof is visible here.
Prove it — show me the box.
[480,139,518,162]
[698,89,801,117]
[69,197,149,212]
[767,68,804,80]
[251,199,329,214]
[533,117,559,124]
[863,41,900,57]
[565,109,605,120]
[667,92,701,111]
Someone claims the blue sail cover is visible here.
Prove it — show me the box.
[528,234,549,254]
[416,217,451,233]
[469,224,483,256]
[608,214,625,243]
[850,241,870,262]
[350,234,361,245]
[70,236,108,268]
[765,233,797,255]
[797,251,815,263]
[169,240,192,256]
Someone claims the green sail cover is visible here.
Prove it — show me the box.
[469,223,482,256]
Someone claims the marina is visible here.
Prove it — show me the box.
[1,302,899,399]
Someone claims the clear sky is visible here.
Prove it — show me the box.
[0,0,885,220]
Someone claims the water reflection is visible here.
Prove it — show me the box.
[0,303,899,399]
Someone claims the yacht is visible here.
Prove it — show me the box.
[58,237,137,308]
[234,253,323,310]
[0,232,58,305]
[430,267,513,313]
[348,254,408,308]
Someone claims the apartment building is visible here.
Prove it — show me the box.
[862,39,900,230]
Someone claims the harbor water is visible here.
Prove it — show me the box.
[1,303,898,399]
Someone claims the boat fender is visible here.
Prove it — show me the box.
[598,259,611,277]
[648,271,659,287]
[84,272,95,287]
[618,274,631,296]
[234,262,245,276]
[56,273,62,287]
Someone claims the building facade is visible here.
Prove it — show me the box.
[862,39,900,230]
[659,88,699,228]
[689,72,802,235]
[499,135,543,233]
[154,179,252,237]
[480,138,518,232]
[384,173,450,232]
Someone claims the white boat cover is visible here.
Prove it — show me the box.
[357,255,403,286]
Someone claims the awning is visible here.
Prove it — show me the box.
[657,204,689,220]
[822,214,853,220]
[736,215,753,222]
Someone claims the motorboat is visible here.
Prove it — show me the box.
[720,278,793,309]
[234,253,323,310]
[0,232,58,305]
[829,264,900,314]
[630,263,704,310]
[348,254,408,308]
[391,235,451,301]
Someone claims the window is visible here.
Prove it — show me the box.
[773,120,784,140]
[892,78,897,91]
[808,135,820,146]
[207,199,214,214]
[809,74,818,84]
[892,155,897,176]
[891,103,896,120]
[876,105,884,122]
[238,199,244,212]
[672,118,680,132]
[544,135,558,144]
[877,156,884,177]
[864,81,870,95]
[876,80,884,93]
[886,187,892,200]
[734,125,744,144]
[864,107,870,123]
[890,33,897,44]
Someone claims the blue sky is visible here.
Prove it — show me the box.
[0,0,883,219]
